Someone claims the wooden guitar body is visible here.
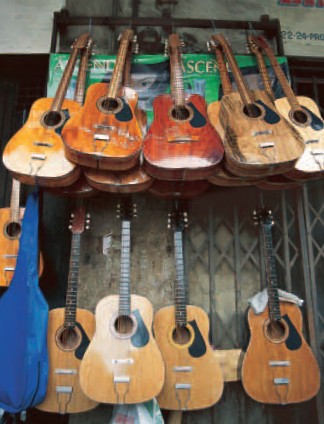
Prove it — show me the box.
[62,83,143,171]
[79,294,165,404]
[84,165,153,193]
[3,98,81,187]
[36,308,98,414]
[47,172,98,198]
[148,179,210,198]
[0,208,43,286]
[274,96,324,180]
[242,303,320,404]
[219,90,305,177]
[153,305,224,410]
[143,94,224,181]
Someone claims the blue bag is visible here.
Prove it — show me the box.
[0,190,48,413]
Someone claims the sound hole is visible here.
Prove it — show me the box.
[291,109,310,126]
[5,221,21,239]
[114,315,134,335]
[243,103,263,118]
[56,326,81,351]
[171,106,192,122]
[97,96,123,114]
[42,111,64,128]
[264,319,288,343]
[172,325,191,345]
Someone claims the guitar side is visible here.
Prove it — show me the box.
[36,308,98,414]
[153,305,224,411]
[62,83,143,171]
[143,94,224,181]
[2,98,81,187]
[242,303,320,404]
[79,294,165,404]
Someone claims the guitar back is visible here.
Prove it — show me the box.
[143,94,224,181]
[62,84,142,171]
[275,96,324,179]
[3,98,81,187]
[153,305,224,410]
[242,303,320,404]
[219,90,305,177]
[79,294,165,404]
[36,308,98,414]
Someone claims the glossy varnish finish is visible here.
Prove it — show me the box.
[242,303,320,404]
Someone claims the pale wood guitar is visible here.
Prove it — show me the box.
[79,198,165,404]
[249,35,324,181]
[242,209,320,404]
[210,34,304,178]
[2,34,91,187]
[153,208,224,410]
[0,179,43,287]
[36,206,98,414]
[62,29,143,171]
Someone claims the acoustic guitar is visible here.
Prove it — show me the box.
[143,33,224,181]
[36,206,98,414]
[153,208,224,410]
[207,40,264,187]
[210,34,304,178]
[2,34,90,187]
[62,29,143,171]
[0,179,43,287]
[79,198,165,404]
[249,35,324,181]
[241,209,320,404]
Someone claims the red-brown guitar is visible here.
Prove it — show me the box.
[143,34,224,181]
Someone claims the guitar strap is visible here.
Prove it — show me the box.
[0,190,49,413]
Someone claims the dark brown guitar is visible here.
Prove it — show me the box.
[143,34,224,181]
[242,209,320,404]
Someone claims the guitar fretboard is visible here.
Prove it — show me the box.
[10,179,21,223]
[64,233,81,327]
[174,230,187,326]
[119,220,131,316]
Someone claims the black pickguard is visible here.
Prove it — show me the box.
[115,98,133,122]
[131,309,150,348]
[188,319,207,358]
[283,314,302,351]
[74,322,91,360]
[301,106,324,131]
[255,100,281,125]
[188,102,206,128]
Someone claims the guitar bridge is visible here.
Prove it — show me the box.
[259,142,275,149]
[94,134,110,141]
[33,141,53,147]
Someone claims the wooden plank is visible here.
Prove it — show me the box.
[213,349,243,382]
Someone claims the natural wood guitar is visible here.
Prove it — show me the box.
[143,34,224,181]
[0,179,43,287]
[242,209,320,404]
[2,34,90,187]
[249,35,324,180]
[153,208,224,410]
[36,206,98,414]
[79,198,165,404]
[62,29,143,171]
[210,34,304,178]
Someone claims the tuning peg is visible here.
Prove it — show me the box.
[207,41,211,51]
[71,213,75,218]
[86,213,90,218]
[68,225,72,229]
[86,219,90,224]
[117,33,122,41]
[133,34,137,42]
[181,41,185,47]
[167,223,171,229]
[86,225,90,230]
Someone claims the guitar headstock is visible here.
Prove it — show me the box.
[167,209,189,232]
[118,29,135,46]
[249,35,270,52]
[69,206,90,234]
[116,198,137,221]
[253,209,274,227]
[72,33,91,50]
[247,35,260,55]
[168,33,185,55]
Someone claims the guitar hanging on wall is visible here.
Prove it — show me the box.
[143,33,224,181]
[36,206,98,414]
[241,209,320,405]
[79,197,165,404]
[153,207,224,410]
[0,179,43,287]
[249,35,324,181]
[62,29,143,171]
[2,34,91,187]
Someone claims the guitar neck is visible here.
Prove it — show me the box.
[250,41,275,102]
[214,45,232,96]
[74,39,93,105]
[119,220,131,316]
[169,43,186,107]
[10,179,21,222]
[64,233,81,327]
[262,224,281,322]
[174,229,187,326]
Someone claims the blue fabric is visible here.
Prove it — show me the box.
[0,190,48,413]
